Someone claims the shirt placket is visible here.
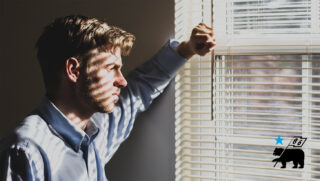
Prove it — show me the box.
[81,137,98,181]
[88,143,98,181]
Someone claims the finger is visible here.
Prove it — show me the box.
[205,41,216,50]
[206,38,216,46]
[194,33,214,44]
[197,23,214,34]
[205,41,215,49]
[193,28,213,36]
[198,23,213,30]
[192,26,213,36]
[195,42,215,56]
[195,34,210,42]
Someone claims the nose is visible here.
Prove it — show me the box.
[113,71,127,88]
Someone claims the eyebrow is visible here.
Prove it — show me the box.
[105,62,123,68]
[90,53,122,67]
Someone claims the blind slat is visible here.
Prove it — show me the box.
[175,0,320,180]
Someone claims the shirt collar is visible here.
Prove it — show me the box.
[36,98,99,152]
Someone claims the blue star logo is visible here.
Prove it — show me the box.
[275,135,284,145]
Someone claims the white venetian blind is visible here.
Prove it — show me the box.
[175,0,320,180]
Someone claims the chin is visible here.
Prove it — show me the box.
[97,103,115,113]
[87,94,118,114]
[102,107,114,113]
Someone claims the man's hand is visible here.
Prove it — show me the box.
[175,23,215,59]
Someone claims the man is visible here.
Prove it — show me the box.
[0,15,214,180]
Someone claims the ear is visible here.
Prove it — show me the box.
[65,57,80,83]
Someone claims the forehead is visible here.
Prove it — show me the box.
[88,47,122,66]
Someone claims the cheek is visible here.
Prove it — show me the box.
[95,69,115,85]
[96,69,108,78]
[85,69,116,97]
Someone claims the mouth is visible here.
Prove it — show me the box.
[112,92,120,102]
[112,92,120,96]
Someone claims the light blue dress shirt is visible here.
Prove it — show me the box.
[0,40,187,181]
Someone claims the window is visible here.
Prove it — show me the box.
[175,0,320,180]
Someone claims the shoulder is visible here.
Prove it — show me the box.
[0,114,53,166]
[14,114,54,145]
[1,113,49,160]
[0,114,48,149]
[0,113,53,179]
[18,114,49,132]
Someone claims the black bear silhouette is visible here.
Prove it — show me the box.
[272,148,304,169]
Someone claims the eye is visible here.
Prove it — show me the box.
[106,65,116,71]
[106,65,121,72]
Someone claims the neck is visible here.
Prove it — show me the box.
[49,94,94,131]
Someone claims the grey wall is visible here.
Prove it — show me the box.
[0,0,176,180]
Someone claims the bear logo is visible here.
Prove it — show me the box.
[272,148,304,169]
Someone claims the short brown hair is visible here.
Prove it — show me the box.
[36,15,135,96]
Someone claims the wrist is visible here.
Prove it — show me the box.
[174,41,195,59]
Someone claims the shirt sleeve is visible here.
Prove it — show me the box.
[92,40,187,164]
[1,140,44,181]
[124,39,187,113]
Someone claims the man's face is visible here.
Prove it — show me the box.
[78,47,127,113]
